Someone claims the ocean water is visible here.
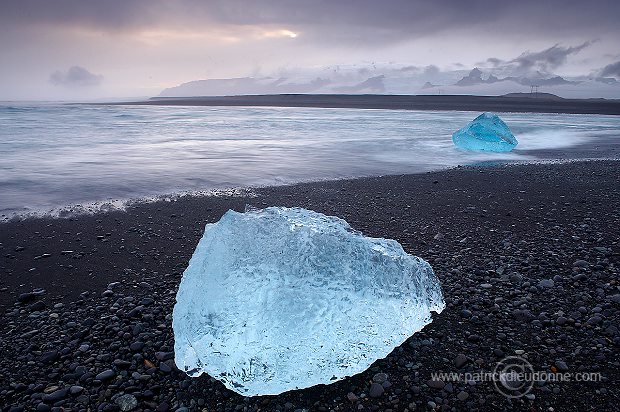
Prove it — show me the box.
[1,103,619,216]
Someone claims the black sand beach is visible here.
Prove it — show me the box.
[123,94,620,115]
[1,160,619,411]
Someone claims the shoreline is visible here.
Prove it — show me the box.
[1,159,618,411]
[3,157,618,223]
[109,94,620,115]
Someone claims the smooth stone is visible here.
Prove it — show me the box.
[368,383,385,398]
[538,279,554,288]
[573,260,589,268]
[69,385,84,395]
[454,354,468,368]
[95,369,115,381]
[509,273,523,283]
[42,388,68,403]
[372,373,388,383]
[426,379,445,390]
[555,361,569,372]
[160,362,172,373]
[460,309,473,318]
[39,350,59,364]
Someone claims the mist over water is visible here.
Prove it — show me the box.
[1,104,619,216]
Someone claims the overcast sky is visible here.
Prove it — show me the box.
[1,0,619,100]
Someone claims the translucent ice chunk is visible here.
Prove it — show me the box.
[452,112,518,152]
[173,207,444,396]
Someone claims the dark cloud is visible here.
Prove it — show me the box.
[486,58,503,67]
[600,61,620,78]
[399,66,419,73]
[50,66,103,87]
[478,42,595,77]
[516,75,577,87]
[423,65,440,76]
[510,42,594,72]
[1,1,619,43]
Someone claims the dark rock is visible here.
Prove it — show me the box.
[454,354,468,368]
[372,372,388,383]
[460,309,473,318]
[69,385,84,395]
[368,382,384,398]
[155,351,175,361]
[42,388,68,403]
[426,379,445,390]
[18,292,38,303]
[160,362,172,373]
[95,369,115,381]
[29,301,47,311]
[113,359,132,368]
[39,350,59,364]
[128,306,144,317]
[573,260,589,268]
[509,273,523,283]
[115,394,138,411]
[555,361,569,372]
[538,279,554,288]
[512,309,535,321]
[605,325,618,336]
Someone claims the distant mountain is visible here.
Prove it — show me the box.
[454,68,579,88]
[455,68,501,86]
[421,81,440,89]
[159,77,332,97]
[333,75,385,93]
[156,63,620,99]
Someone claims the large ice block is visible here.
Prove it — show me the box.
[452,112,518,152]
[173,207,444,396]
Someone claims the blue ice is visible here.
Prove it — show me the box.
[173,207,444,395]
[452,112,518,152]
